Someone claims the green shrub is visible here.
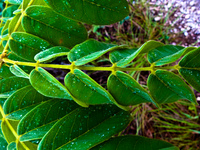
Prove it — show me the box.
[0,0,199,149]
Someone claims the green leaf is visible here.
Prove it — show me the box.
[91,135,179,150]
[179,47,200,92]
[18,99,79,142]
[44,0,129,25]
[0,76,30,98]
[16,141,37,150]
[107,71,157,106]
[147,45,195,66]
[22,0,48,10]
[1,20,10,36]
[68,39,122,66]
[8,13,24,34]
[1,120,19,143]
[147,70,197,104]
[38,105,131,150]
[109,48,138,64]
[0,64,14,79]
[65,69,126,109]
[30,67,72,99]
[2,5,19,19]
[5,0,22,5]
[7,142,16,150]
[9,65,29,79]
[0,137,7,150]
[3,85,50,120]
[34,46,70,62]
[110,40,164,67]
[22,6,88,48]
[9,32,52,61]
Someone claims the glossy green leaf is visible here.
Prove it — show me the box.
[38,105,131,150]
[30,67,72,99]
[110,40,164,67]
[16,141,37,150]
[22,0,47,10]
[1,120,19,143]
[9,65,29,79]
[147,70,197,104]
[44,0,129,25]
[9,32,52,61]
[91,135,179,150]
[65,69,124,108]
[34,46,70,62]
[109,48,138,64]
[179,47,200,92]
[5,0,22,5]
[0,76,30,98]
[7,142,16,150]
[8,13,24,34]
[22,6,88,48]
[108,71,157,106]
[68,39,124,66]
[2,5,19,19]
[18,99,79,142]
[1,20,10,36]
[3,85,50,120]
[147,45,195,66]
[0,64,14,79]
[0,137,7,150]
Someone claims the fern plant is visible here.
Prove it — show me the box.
[0,0,199,149]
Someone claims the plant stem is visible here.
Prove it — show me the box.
[3,58,178,72]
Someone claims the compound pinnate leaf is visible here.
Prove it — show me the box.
[22,6,88,48]
[179,47,200,92]
[9,32,52,61]
[110,40,164,67]
[18,99,79,142]
[44,0,129,25]
[34,46,70,62]
[65,69,116,106]
[108,71,157,106]
[3,85,50,120]
[0,77,30,98]
[147,70,197,104]
[91,135,179,150]
[148,45,195,66]
[9,65,29,79]
[38,105,131,150]
[30,67,72,99]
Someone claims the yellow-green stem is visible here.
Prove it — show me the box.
[3,58,178,72]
